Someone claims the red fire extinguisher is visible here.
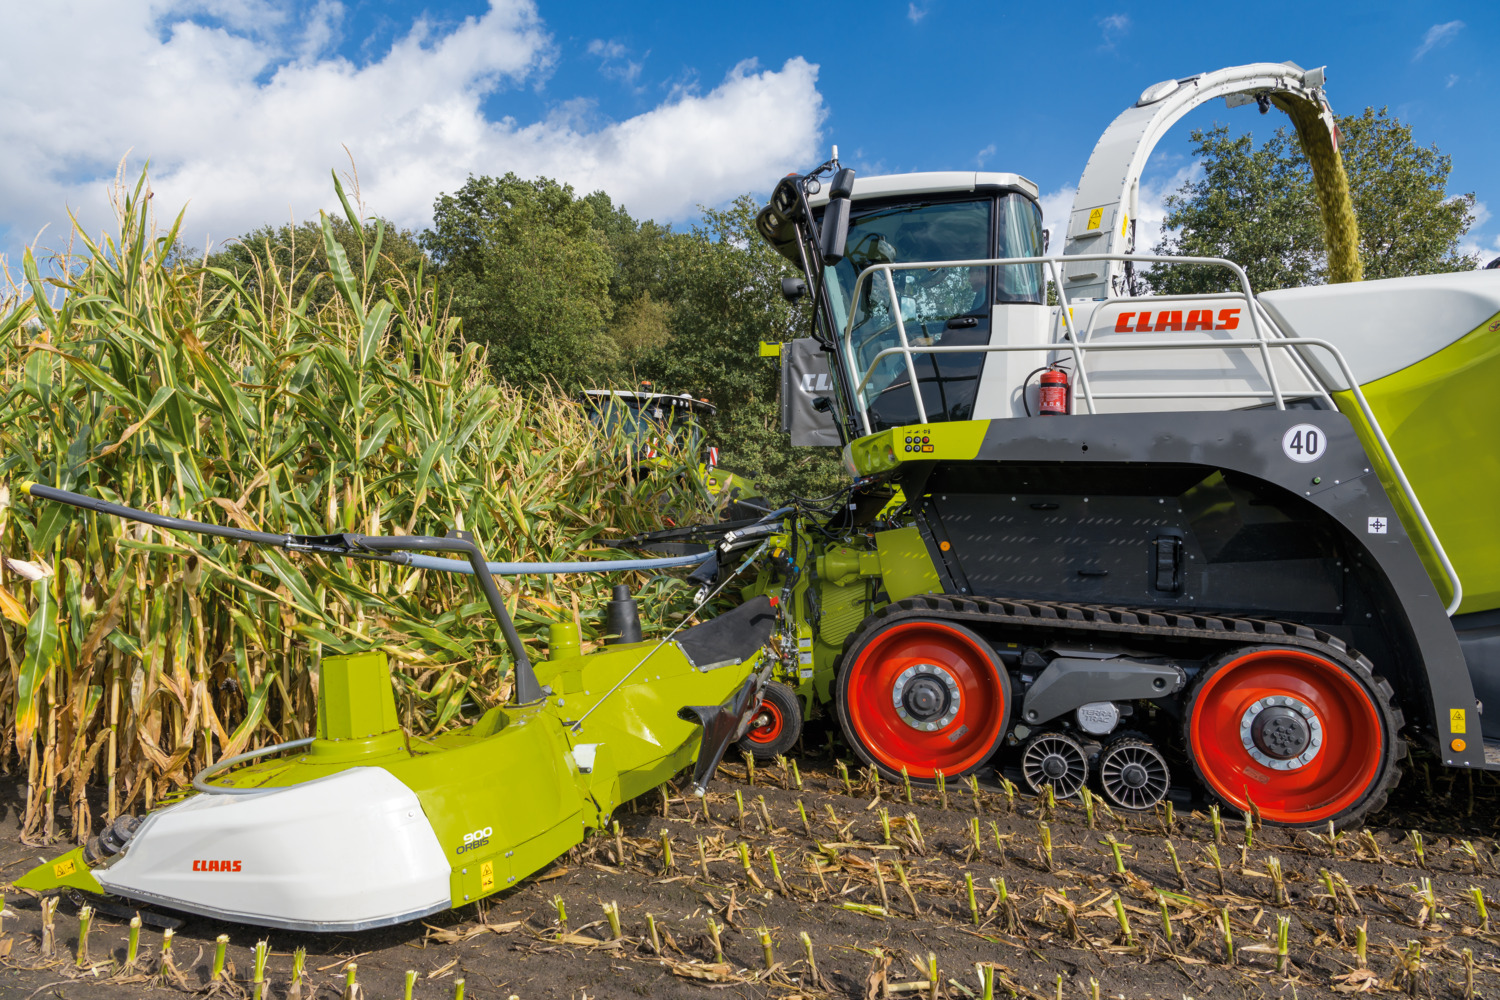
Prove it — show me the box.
[1038,366,1070,415]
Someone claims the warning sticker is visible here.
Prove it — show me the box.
[1451,708,1467,734]
[53,858,76,879]
[480,861,495,892]
[1086,207,1103,230]
[1121,212,1130,237]
[1368,516,1388,534]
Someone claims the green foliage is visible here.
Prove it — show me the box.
[209,176,848,500]
[638,197,843,499]
[205,216,427,307]
[1148,108,1479,295]
[420,182,844,499]
[423,173,618,387]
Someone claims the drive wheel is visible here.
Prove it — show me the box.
[1185,646,1403,828]
[736,681,802,760]
[836,618,1009,780]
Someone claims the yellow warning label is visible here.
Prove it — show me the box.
[53,858,76,879]
[1450,708,1467,734]
[1121,212,1130,237]
[480,860,495,892]
[1086,207,1103,230]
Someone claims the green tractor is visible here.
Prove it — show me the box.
[721,62,1500,828]
[578,388,763,519]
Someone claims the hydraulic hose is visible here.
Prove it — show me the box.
[22,483,546,705]
[407,551,713,576]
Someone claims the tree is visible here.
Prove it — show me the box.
[423,174,617,387]
[1147,107,1479,295]
[204,217,427,307]
[638,196,844,498]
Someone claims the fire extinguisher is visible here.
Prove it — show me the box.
[1038,365,1070,415]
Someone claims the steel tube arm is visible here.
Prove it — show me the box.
[22,483,545,703]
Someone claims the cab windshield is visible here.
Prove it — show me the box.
[820,192,1044,430]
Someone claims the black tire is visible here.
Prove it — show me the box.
[736,681,802,760]
[1182,644,1404,830]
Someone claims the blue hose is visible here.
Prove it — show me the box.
[407,551,714,576]
[407,507,791,577]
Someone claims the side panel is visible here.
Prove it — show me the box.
[391,713,584,905]
[95,768,451,931]
[1338,307,1500,614]
[947,410,1476,765]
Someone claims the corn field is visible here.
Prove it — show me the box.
[0,172,710,846]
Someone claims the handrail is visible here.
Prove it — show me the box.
[840,252,1278,435]
[193,737,316,795]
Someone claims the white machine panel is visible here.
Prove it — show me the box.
[1260,270,1500,389]
[97,767,450,931]
[973,304,1055,418]
[1043,299,1322,413]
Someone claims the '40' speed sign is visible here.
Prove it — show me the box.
[1281,423,1327,464]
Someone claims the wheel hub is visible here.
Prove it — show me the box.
[1240,695,1322,770]
[892,663,961,732]
[1120,762,1149,789]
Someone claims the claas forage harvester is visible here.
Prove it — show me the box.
[714,62,1500,830]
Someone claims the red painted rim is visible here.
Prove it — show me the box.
[1188,648,1384,825]
[844,621,1005,778]
[746,699,785,745]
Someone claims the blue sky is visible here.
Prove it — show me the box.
[1,1,1494,269]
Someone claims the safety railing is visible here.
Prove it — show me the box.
[838,253,1463,615]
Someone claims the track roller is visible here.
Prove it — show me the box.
[1021,732,1088,799]
[1096,736,1170,811]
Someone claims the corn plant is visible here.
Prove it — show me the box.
[0,170,714,837]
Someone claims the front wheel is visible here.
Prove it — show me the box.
[836,618,1010,781]
[1184,646,1403,828]
[736,681,802,760]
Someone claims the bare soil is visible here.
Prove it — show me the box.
[4,734,1500,1000]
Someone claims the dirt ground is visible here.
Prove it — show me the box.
[4,733,1500,1000]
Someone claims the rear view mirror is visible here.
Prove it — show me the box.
[818,168,856,265]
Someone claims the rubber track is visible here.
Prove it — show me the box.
[842,594,1406,826]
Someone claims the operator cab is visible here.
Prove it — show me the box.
[761,164,1331,438]
[761,171,1051,435]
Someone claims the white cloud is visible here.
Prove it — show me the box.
[975,143,996,167]
[1098,13,1129,50]
[1037,184,1076,253]
[588,37,643,86]
[1446,73,1459,88]
[1414,20,1464,61]
[0,1,824,260]
[907,3,930,24]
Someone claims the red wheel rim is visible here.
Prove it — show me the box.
[1189,648,1383,825]
[746,699,785,745]
[844,621,1005,777]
